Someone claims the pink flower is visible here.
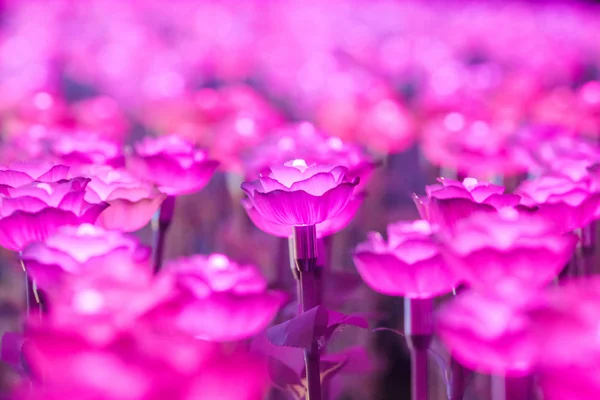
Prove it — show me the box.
[126,135,219,196]
[21,224,152,290]
[23,325,233,400]
[436,288,537,375]
[241,160,359,226]
[513,126,600,176]
[0,168,108,251]
[516,174,600,232]
[414,177,522,230]
[46,275,175,345]
[242,193,365,238]
[525,278,600,400]
[0,161,69,186]
[77,165,167,232]
[153,254,286,342]
[71,96,129,144]
[421,113,527,177]
[438,208,577,292]
[243,123,378,192]
[185,349,269,400]
[353,220,459,298]
[51,130,125,167]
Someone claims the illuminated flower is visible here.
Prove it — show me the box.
[438,208,577,292]
[78,165,166,232]
[242,193,365,238]
[241,160,359,226]
[155,254,286,342]
[51,131,125,167]
[0,175,108,251]
[243,123,378,191]
[126,135,219,196]
[413,177,522,230]
[516,174,600,232]
[21,224,151,290]
[436,289,537,375]
[353,220,459,298]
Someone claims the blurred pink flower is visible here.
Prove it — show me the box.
[243,193,365,238]
[71,96,130,144]
[77,165,166,232]
[21,224,151,290]
[516,174,600,232]
[152,254,286,342]
[436,288,537,375]
[525,278,600,400]
[438,208,577,292]
[353,220,459,298]
[51,130,125,168]
[421,113,527,177]
[46,275,175,345]
[22,325,246,400]
[413,177,522,230]
[0,170,108,251]
[513,126,600,176]
[185,349,269,400]
[241,160,359,226]
[126,135,219,196]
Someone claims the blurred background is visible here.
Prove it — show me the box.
[0,0,600,398]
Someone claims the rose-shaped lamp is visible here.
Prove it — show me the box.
[0,163,108,316]
[77,165,167,232]
[51,131,125,168]
[353,220,459,400]
[438,208,577,293]
[516,174,600,233]
[241,159,359,400]
[437,288,537,377]
[154,253,286,342]
[525,277,600,400]
[21,224,152,292]
[413,177,523,231]
[126,135,219,273]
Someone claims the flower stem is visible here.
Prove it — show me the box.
[450,358,466,400]
[316,236,332,400]
[293,225,322,400]
[491,375,532,400]
[404,297,433,400]
[152,195,176,274]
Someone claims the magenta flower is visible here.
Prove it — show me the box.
[77,165,167,232]
[51,131,125,168]
[46,275,175,345]
[0,161,70,186]
[0,173,108,252]
[413,177,522,230]
[241,160,359,226]
[21,224,152,290]
[436,288,537,375]
[23,324,268,400]
[353,220,459,298]
[243,123,378,191]
[155,254,286,342]
[438,208,577,292]
[516,174,600,232]
[126,135,219,196]
[525,278,600,400]
[421,113,527,177]
[71,96,130,144]
[242,193,365,238]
